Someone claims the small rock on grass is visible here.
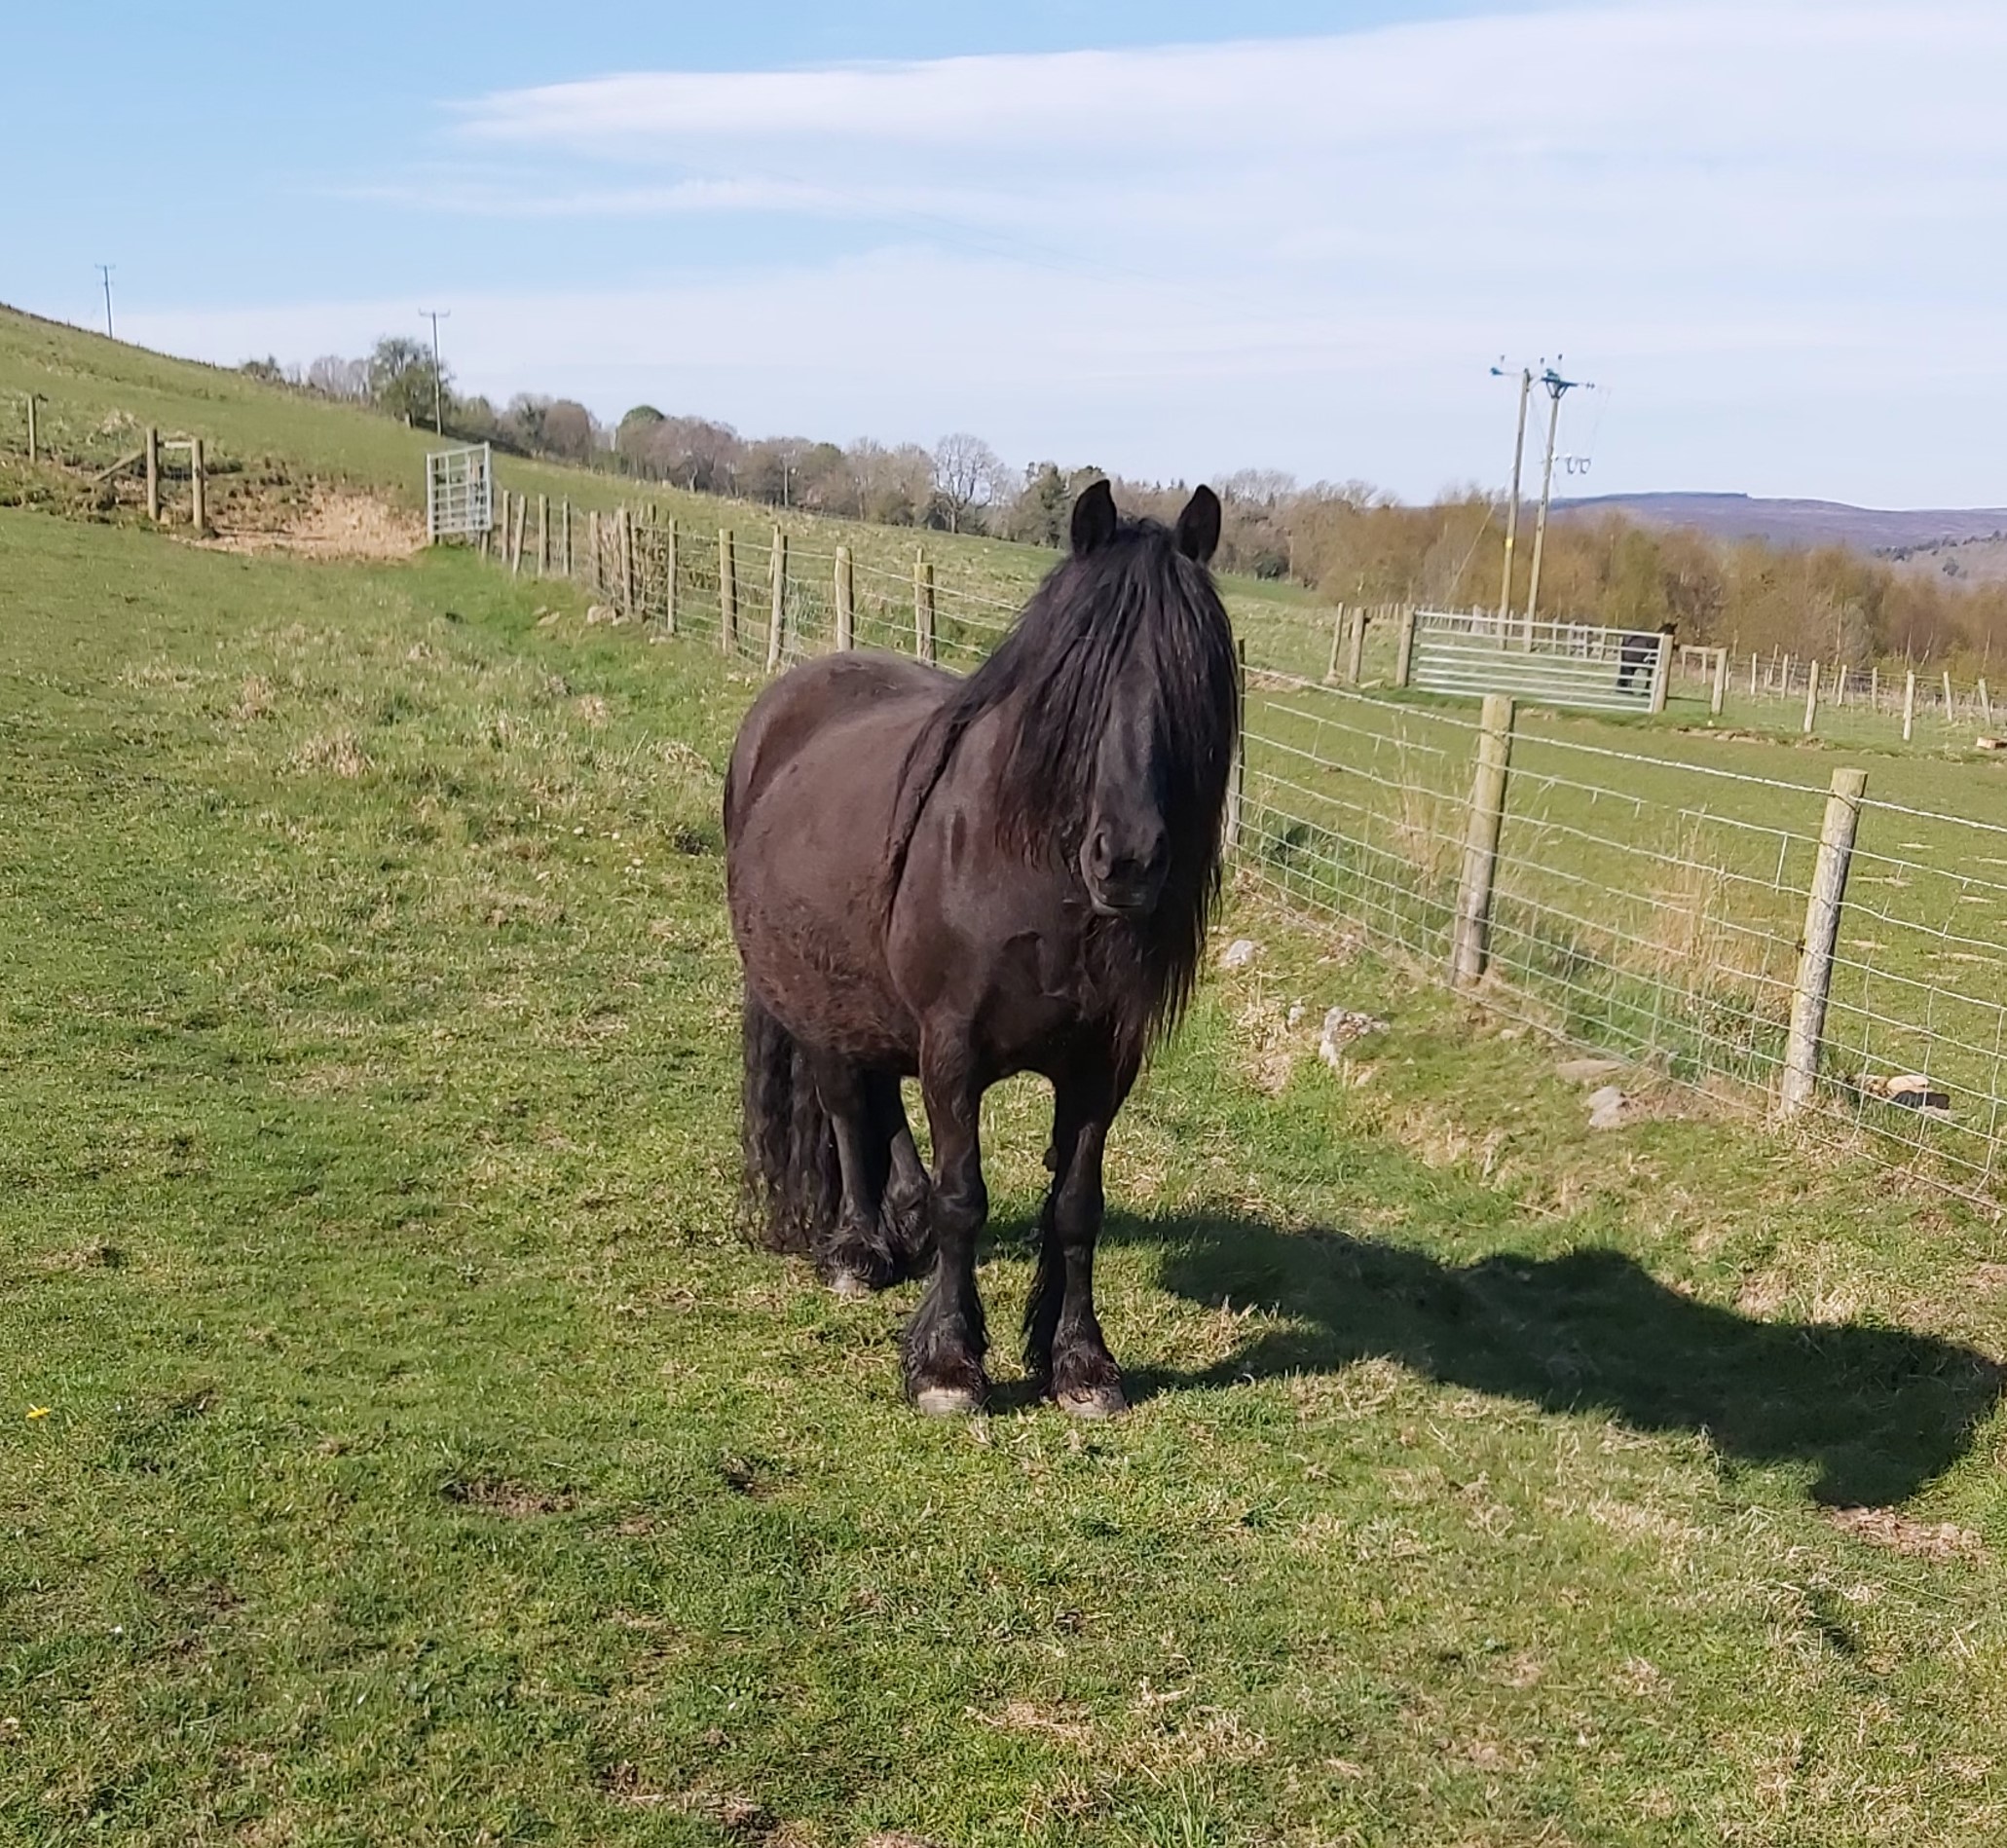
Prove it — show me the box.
[1558,1056,1627,1086]
[1319,1007,1388,1069]
[1218,938,1260,971]
[1585,1085,1630,1130]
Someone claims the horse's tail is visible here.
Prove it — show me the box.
[740,987,839,1255]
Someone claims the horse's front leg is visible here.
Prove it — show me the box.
[1024,1060,1134,1420]
[903,1034,989,1416]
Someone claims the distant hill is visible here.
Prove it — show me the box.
[1554,492,2007,555]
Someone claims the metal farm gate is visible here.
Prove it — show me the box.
[1409,611,1671,714]
[425,443,493,543]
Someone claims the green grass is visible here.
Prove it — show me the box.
[0,302,1307,634]
[6,506,2007,1844]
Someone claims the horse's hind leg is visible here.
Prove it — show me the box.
[1024,1061,1133,1420]
[808,1055,901,1298]
[868,1074,933,1279]
[904,1036,989,1416]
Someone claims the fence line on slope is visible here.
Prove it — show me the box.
[471,486,2007,1209]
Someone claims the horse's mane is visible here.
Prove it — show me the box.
[885,504,1240,1056]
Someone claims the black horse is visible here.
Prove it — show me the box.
[1617,621,1675,694]
[724,482,1239,1417]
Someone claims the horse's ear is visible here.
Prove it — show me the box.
[1175,485,1222,565]
[1070,479,1117,555]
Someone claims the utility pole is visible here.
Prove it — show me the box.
[419,309,450,435]
[1522,362,1586,641]
[1490,362,1532,639]
[96,265,116,339]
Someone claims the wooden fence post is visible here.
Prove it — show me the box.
[189,437,207,536]
[1223,639,1246,852]
[1345,609,1368,684]
[720,529,738,654]
[560,499,572,577]
[1871,665,1879,712]
[1981,679,1993,728]
[145,426,161,522]
[766,527,788,672]
[1944,669,1954,718]
[1802,660,1821,735]
[1394,604,1418,688]
[835,546,854,650]
[1778,767,1869,1118]
[1902,669,1916,743]
[1450,693,1515,988]
[1709,646,1728,717]
[508,494,526,576]
[618,507,637,619]
[664,520,679,633]
[1749,651,1759,698]
[913,550,936,664]
[531,495,544,575]
[1325,605,1347,683]
[23,392,37,463]
[1649,632,1673,714]
[587,510,602,591]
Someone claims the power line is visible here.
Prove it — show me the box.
[1490,361,1533,631]
[96,264,115,340]
[1523,362,1590,635]
[420,309,451,435]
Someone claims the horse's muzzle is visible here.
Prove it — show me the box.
[1085,876,1160,919]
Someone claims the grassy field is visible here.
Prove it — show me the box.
[0,304,1306,640]
[6,505,2007,1844]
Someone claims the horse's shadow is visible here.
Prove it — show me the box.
[1091,1211,2002,1508]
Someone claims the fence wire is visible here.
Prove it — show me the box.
[479,491,2007,1210]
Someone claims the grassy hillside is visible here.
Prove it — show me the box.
[0,303,1306,624]
[3,503,2007,1844]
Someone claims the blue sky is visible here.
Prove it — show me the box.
[11,1,2007,506]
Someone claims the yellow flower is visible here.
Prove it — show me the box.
[25,1407,50,1421]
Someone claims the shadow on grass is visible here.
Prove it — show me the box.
[1106,1211,2002,1508]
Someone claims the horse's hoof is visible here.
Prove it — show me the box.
[913,1385,985,1419]
[828,1269,874,1301]
[1056,1385,1128,1421]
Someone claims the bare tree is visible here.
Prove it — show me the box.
[646,417,742,493]
[306,354,369,400]
[539,399,596,462]
[931,432,1009,535]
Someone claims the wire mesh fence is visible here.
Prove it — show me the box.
[475,485,2007,1210]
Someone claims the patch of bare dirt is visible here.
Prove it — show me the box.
[1828,1505,1984,1562]
[439,1474,576,1518]
[198,487,423,561]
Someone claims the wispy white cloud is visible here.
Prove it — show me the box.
[140,3,2007,502]
[455,7,2007,164]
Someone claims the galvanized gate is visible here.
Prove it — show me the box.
[1409,611,1670,714]
[425,443,493,543]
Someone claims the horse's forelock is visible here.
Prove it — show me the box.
[888,513,1239,1050]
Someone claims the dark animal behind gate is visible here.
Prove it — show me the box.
[1617,621,1675,693]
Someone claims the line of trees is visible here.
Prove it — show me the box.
[242,339,2007,672]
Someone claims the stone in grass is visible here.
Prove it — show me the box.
[1319,1007,1388,1069]
[1585,1085,1630,1130]
[1218,938,1260,971]
[1557,1056,1627,1086]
